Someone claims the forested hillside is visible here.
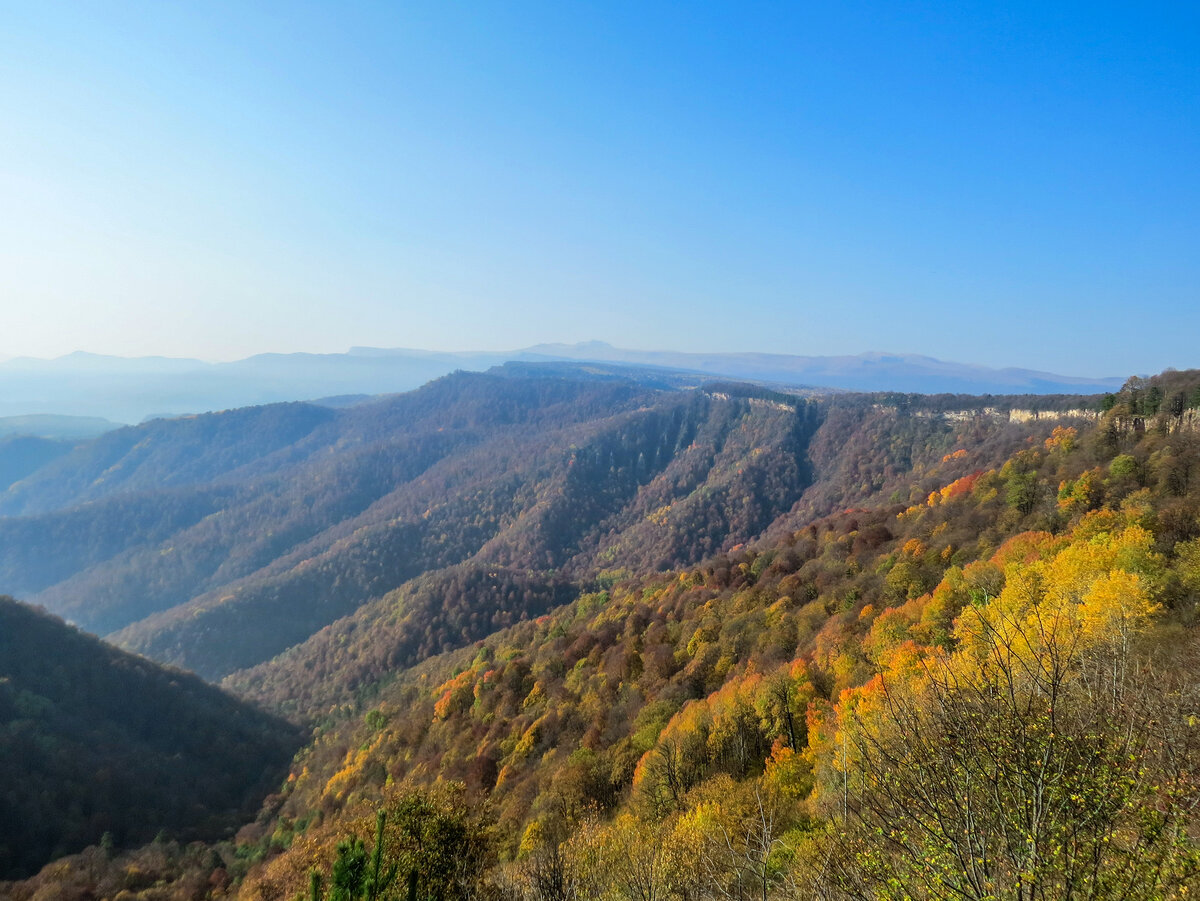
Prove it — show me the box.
[222,393,1092,718]
[109,385,823,678]
[7,366,1200,901]
[0,597,302,881]
[0,372,660,669]
[0,367,1104,689]
[223,368,1200,901]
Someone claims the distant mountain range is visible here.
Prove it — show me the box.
[0,344,1124,423]
[0,414,120,440]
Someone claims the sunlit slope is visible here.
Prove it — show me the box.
[227,394,1094,719]
[115,390,821,678]
[238,371,1200,899]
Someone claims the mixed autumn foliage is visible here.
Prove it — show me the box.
[5,366,1200,900]
[2,370,829,681]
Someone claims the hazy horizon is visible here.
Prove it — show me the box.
[0,341,1138,381]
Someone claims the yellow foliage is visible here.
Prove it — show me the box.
[1057,467,1103,515]
[831,650,869,695]
[955,524,1162,674]
[647,504,672,525]
[522,680,547,710]
[863,604,917,663]
[518,820,544,859]
[324,756,361,802]
[512,716,546,758]
[1078,569,1157,648]
[1073,509,1123,540]
[820,520,1167,821]
[764,741,812,799]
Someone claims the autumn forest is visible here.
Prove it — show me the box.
[3,364,1200,901]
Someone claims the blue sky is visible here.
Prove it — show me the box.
[0,1,1196,375]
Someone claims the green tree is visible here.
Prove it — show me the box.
[308,811,396,901]
[381,783,494,901]
[1005,471,1039,515]
[1146,385,1164,415]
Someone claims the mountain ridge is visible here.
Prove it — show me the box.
[0,345,1123,421]
[0,366,1108,687]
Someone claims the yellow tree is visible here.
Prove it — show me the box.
[812,525,1199,901]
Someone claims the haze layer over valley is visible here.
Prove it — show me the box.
[0,345,1123,423]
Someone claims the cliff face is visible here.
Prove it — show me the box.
[1170,409,1200,432]
[911,405,1197,431]
[902,406,1101,424]
[1104,408,1200,435]
[1007,407,1100,423]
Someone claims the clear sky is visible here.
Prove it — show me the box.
[1,1,1196,375]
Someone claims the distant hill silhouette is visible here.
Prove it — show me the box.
[0,344,1121,421]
